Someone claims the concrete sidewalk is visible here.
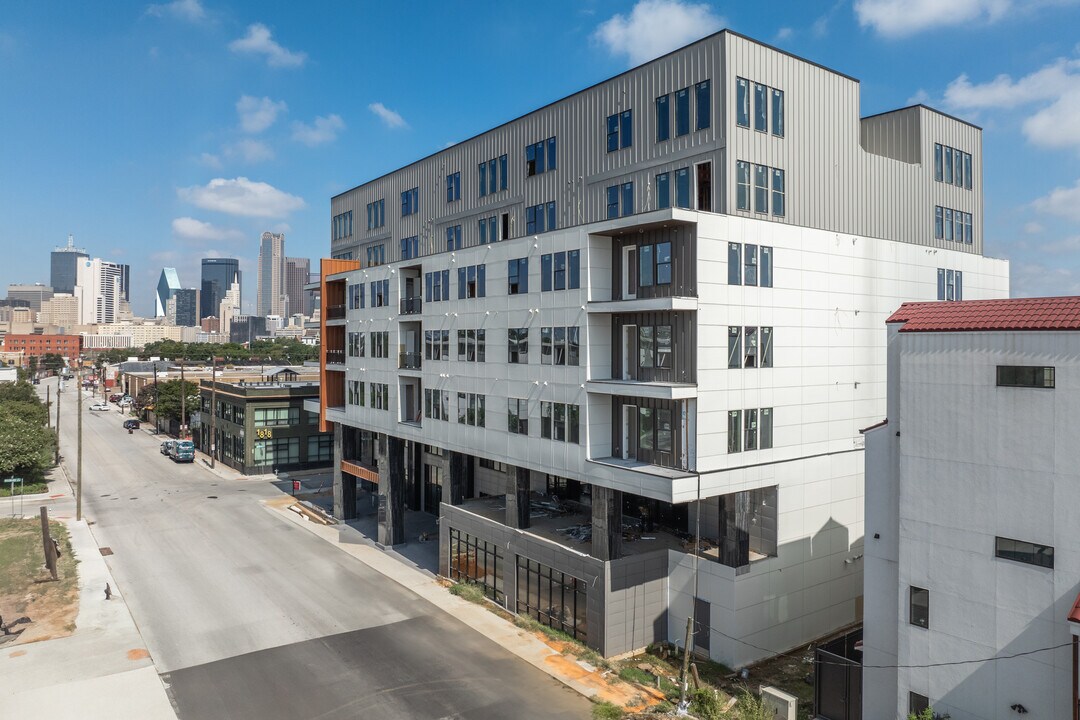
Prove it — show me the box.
[0,516,177,719]
[263,498,655,709]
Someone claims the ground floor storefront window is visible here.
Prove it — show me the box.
[516,557,587,641]
[253,437,299,465]
[448,528,504,604]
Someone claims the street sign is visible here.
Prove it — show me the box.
[4,477,24,518]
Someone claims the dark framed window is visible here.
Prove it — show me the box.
[656,94,670,141]
[996,537,1054,568]
[656,172,670,209]
[909,693,929,716]
[508,398,529,435]
[449,528,505,604]
[675,87,690,136]
[736,161,750,211]
[771,88,784,137]
[508,328,528,364]
[675,167,690,208]
[736,77,749,127]
[446,171,460,203]
[508,257,528,295]
[996,366,1055,388]
[753,83,767,131]
[695,79,710,130]
[516,557,587,641]
[728,410,741,453]
[910,586,929,628]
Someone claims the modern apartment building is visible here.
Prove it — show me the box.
[318,31,1009,665]
[863,298,1080,720]
[258,232,286,317]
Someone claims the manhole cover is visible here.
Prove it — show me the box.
[206,496,218,499]
[99,547,113,556]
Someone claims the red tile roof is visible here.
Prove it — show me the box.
[887,297,1080,333]
[1069,592,1080,625]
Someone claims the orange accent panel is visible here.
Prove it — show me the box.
[341,459,379,484]
[319,258,360,433]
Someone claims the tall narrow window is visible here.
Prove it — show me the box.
[744,244,758,286]
[964,213,973,244]
[964,153,972,190]
[771,168,785,217]
[728,243,741,286]
[744,408,758,450]
[620,110,633,148]
[771,88,784,137]
[656,94,670,141]
[607,185,619,219]
[736,77,749,128]
[568,250,580,289]
[675,168,690,208]
[695,79,711,130]
[621,182,633,217]
[934,144,943,182]
[656,172,671,209]
[727,327,741,369]
[478,162,487,196]
[554,252,567,290]
[655,326,671,368]
[754,165,768,213]
[736,161,750,211]
[547,137,557,170]
[606,114,619,153]
[944,147,953,184]
[675,88,690,136]
[944,208,953,242]
[934,206,943,240]
[541,253,552,292]
[639,243,654,287]
[744,327,758,368]
[655,241,671,285]
[910,586,929,628]
[760,246,773,288]
[937,268,946,301]
[639,326,654,368]
[761,327,773,368]
[753,83,767,131]
[728,410,741,453]
[760,407,773,449]
[954,152,964,188]
[541,327,552,365]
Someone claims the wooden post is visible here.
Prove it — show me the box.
[46,386,50,428]
[55,378,61,464]
[40,506,57,581]
[76,367,83,522]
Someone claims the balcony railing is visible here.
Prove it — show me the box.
[399,352,422,370]
[326,350,346,365]
[399,296,422,315]
[326,304,346,320]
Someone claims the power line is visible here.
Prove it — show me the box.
[690,618,1073,670]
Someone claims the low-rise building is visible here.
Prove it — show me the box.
[1,333,81,365]
[863,297,1080,719]
[195,367,331,475]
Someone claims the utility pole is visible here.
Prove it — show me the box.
[76,365,83,522]
[55,377,61,464]
[153,363,159,434]
[46,385,50,428]
[678,615,693,708]
[40,506,58,581]
[180,353,186,439]
[209,355,218,468]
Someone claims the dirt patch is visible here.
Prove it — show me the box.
[127,648,150,660]
[9,649,26,657]
[0,518,80,645]
[716,648,816,720]
[264,496,297,510]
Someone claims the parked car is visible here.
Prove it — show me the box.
[160,440,176,456]
[169,440,195,463]
[123,419,140,430]
[32,378,40,385]
[118,397,134,408]
[109,394,123,403]
[90,402,109,411]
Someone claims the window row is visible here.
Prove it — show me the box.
[727,326,773,369]
[936,268,963,302]
[526,201,557,234]
[253,406,299,427]
[401,235,419,260]
[656,79,711,142]
[348,283,364,309]
[457,392,486,427]
[478,214,507,245]
[542,250,581,291]
[367,199,385,230]
[540,401,581,443]
[933,143,973,190]
[727,407,774,453]
[736,161,785,217]
[332,211,352,241]
[637,325,672,369]
[728,243,774,287]
[637,240,672,287]
[457,264,486,299]
[736,77,784,137]
[424,329,450,360]
[424,388,451,421]
[525,137,557,177]
[425,270,450,303]
[934,206,973,244]
[371,331,389,359]
[606,110,632,152]
[540,326,581,366]
[479,154,509,197]
[655,167,691,210]
[370,278,390,308]
[446,224,463,251]
[456,329,486,362]
[366,244,385,267]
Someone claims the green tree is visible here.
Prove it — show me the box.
[39,353,65,373]
[146,379,200,423]
[0,381,55,481]
[27,355,38,377]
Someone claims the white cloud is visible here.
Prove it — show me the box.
[593,0,724,66]
[223,139,274,163]
[198,152,222,169]
[171,217,246,243]
[854,0,1010,36]
[228,23,306,68]
[944,57,1080,151]
[177,177,305,218]
[775,27,793,42]
[1032,178,1080,221]
[1009,260,1080,297]
[1039,235,1080,254]
[906,88,932,105]
[1024,221,1045,234]
[236,95,287,133]
[292,114,345,146]
[146,0,205,22]
[368,102,407,129]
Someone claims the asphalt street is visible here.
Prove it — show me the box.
[46,378,589,719]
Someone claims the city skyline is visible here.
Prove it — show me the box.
[1,0,1079,317]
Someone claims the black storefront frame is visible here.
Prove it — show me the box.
[515,556,587,641]
[448,527,505,604]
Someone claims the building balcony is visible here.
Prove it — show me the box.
[399,352,422,370]
[399,296,422,315]
[341,458,379,484]
[326,304,346,321]
[326,350,345,365]
[587,297,698,314]
[586,379,697,400]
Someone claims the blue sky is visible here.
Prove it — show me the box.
[1,0,1078,316]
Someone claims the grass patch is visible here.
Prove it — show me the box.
[0,482,49,497]
[590,700,624,720]
[0,518,79,643]
[617,665,654,685]
[448,581,487,605]
[513,615,611,670]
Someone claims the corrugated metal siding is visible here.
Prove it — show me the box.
[609,311,696,382]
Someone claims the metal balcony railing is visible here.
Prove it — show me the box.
[399,296,422,315]
[326,350,346,365]
[326,304,346,320]
[398,352,422,370]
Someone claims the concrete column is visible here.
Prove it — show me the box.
[591,486,623,561]
[505,466,531,529]
[448,451,469,506]
[332,423,345,520]
[378,435,406,546]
